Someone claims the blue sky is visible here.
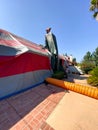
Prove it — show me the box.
[0,0,98,62]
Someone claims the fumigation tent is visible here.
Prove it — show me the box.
[0,29,52,100]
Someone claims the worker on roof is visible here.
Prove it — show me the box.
[45,27,58,72]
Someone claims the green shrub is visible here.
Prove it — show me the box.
[52,71,64,79]
[87,67,98,87]
[89,67,98,77]
[83,67,93,74]
[87,76,98,87]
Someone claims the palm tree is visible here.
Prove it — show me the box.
[89,0,98,19]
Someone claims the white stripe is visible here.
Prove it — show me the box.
[9,34,29,54]
[0,70,52,98]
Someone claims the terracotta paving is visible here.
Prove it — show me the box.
[0,83,66,130]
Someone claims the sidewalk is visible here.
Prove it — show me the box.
[46,74,98,130]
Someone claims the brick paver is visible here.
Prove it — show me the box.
[0,83,65,130]
[0,74,92,130]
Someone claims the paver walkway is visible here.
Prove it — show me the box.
[0,83,65,130]
[0,74,98,130]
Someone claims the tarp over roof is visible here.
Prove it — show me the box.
[0,29,52,100]
[0,29,49,56]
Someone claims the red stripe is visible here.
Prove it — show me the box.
[0,52,51,77]
[0,39,21,47]
[0,39,47,54]
[0,29,47,54]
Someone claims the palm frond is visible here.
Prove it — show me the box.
[89,4,96,11]
[93,12,98,18]
[91,0,97,5]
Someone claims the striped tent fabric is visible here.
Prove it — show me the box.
[0,29,52,100]
[68,65,81,74]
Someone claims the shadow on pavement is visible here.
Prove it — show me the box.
[64,74,89,83]
[0,83,67,130]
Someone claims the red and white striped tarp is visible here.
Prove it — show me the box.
[0,29,52,99]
